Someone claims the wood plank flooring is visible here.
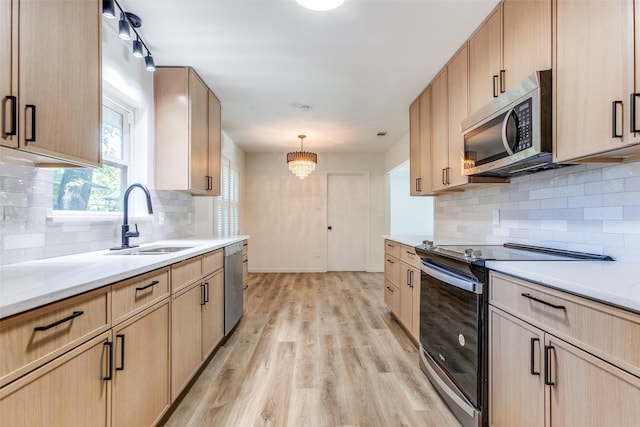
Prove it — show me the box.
[161,272,461,427]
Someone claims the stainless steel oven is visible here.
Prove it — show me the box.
[419,259,486,427]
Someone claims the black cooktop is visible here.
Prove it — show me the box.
[415,242,613,264]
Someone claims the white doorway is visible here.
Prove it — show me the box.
[326,172,369,271]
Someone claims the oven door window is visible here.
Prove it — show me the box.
[420,268,481,407]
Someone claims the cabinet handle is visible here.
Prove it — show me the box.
[415,177,422,192]
[442,168,447,185]
[387,243,395,248]
[521,293,566,310]
[530,337,540,376]
[201,283,207,305]
[446,167,451,185]
[25,104,36,142]
[544,345,555,386]
[386,259,394,264]
[116,334,125,371]
[407,269,411,287]
[205,282,210,303]
[386,286,395,293]
[103,341,113,381]
[499,70,506,93]
[631,93,640,133]
[4,96,17,136]
[135,280,159,291]
[612,100,623,138]
[33,310,84,331]
[243,285,249,291]
[409,270,414,288]
[206,175,213,190]
[493,75,499,98]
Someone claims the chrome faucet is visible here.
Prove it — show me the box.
[111,183,154,250]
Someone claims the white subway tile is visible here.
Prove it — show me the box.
[3,233,45,249]
[530,188,555,200]
[603,220,640,233]
[584,207,623,220]
[585,179,624,194]
[540,220,567,231]
[568,194,602,208]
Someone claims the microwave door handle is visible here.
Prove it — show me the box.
[501,108,516,156]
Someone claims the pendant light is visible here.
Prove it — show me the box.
[287,135,317,179]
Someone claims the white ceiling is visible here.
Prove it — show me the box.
[124,0,500,154]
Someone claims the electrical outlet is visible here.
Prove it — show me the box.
[158,212,165,225]
[492,209,500,225]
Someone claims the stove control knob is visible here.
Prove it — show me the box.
[472,250,483,259]
[423,240,434,248]
[464,249,473,257]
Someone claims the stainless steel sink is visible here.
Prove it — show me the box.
[107,246,194,255]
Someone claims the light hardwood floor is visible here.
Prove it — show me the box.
[161,272,461,427]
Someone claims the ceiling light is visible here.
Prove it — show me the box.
[132,37,144,58]
[118,13,131,40]
[287,135,317,179]
[295,0,345,11]
[102,0,116,19]
[145,52,156,72]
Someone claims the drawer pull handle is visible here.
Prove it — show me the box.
[386,286,395,293]
[387,259,394,264]
[521,293,566,310]
[136,280,159,291]
[103,341,113,381]
[116,334,126,371]
[544,345,555,386]
[34,310,84,331]
[243,285,249,291]
[530,337,540,376]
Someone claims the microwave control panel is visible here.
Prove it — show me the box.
[514,99,532,152]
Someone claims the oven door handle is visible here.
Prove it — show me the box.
[420,262,482,294]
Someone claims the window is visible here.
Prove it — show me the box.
[216,157,239,237]
[52,99,131,212]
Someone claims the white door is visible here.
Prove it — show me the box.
[327,173,369,271]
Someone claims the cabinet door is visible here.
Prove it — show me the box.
[201,269,224,360]
[410,266,420,341]
[171,284,202,400]
[548,335,640,426]
[112,301,170,427]
[18,0,101,166]
[409,97,422,195]
[0,332,110,427]
[502,0,551,92]
[1,0,17,148]
[399,263,413,331]
[489,308,544,427]
[468,6,501,113]
[208,90,222,196]
[430,69,448,192]
[384,279,401,316]
[554,0,637,162]
[189,70,209,194]
[418,87,432,193]
[447,44,469,188]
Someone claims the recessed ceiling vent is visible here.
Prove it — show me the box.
[377,131,387,136]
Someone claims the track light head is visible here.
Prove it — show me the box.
[118,14,131,40]
[132,38,144,58]
[102,0,116,19]
[145,53,156,72]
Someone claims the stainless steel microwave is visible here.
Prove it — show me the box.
[460,70,555,177]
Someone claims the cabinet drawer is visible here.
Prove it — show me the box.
[171,256,202,292]
[490,272,640,377]
[384,240,400,258]
[384,280,400,315]
[0,288,110,387]
[384,254,401,286]
[112,268,170,325]
[202,249,223,276]
[400,244,420,269]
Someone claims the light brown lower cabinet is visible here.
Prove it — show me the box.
[383,240,420,342]
[489,279,640,426]
[112,300,170,427]
[201,269,224,361]
[0,332,111,427]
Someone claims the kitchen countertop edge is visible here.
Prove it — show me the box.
[0,236,250,319]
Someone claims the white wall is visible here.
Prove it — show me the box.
[245,152,385,272]
[389,164,434,235]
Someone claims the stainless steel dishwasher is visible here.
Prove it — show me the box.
[224,242,244,335]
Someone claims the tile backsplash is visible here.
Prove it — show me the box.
[0,161,195,265]
[434,161,640,263]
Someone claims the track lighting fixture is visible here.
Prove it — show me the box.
[132,37,144,58]
[103,0,155,72]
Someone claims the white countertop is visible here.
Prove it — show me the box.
[486,260,640,314]
[0,236,249,319]
[382,235,433,247]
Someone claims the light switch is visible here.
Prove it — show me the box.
[492,209,500,225]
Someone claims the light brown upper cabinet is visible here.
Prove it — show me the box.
[208,91,222,196]
[1,0,101,166]
[155,67,221,196]
[430,45,470,192]
[554,0,640,162]
[469,0,552,114]
[409,88,432,196]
